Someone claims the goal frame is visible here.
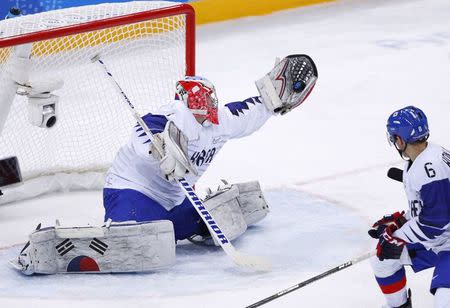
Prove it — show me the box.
[0,3,196,204]
[0,3,196,76]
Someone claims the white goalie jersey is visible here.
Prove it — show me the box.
[104,97,271,210]
[395,143,450,254]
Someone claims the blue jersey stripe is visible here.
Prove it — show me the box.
[136,114,168,144]
[403,233,413,242]
[375,267,406,286]
[419,178,450,228]
[416,222,445,239]
[141,114,168,135]
[408,226,427,241]
[225,97,262,116]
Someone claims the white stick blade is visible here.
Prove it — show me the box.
[232,251,272,272]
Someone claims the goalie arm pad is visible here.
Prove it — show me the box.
[256,54,318,115]
[151,121,198,181]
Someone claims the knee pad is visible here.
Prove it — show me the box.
[370,255,404,278]
[203,185,247,245]
[201,180,270,246]
[205,180,270,226]
[233,181,270,226]
[12,220,175,275]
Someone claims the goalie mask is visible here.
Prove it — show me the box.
[175,76,219,125]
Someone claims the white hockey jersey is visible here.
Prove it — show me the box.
[104,97,271,211]
[395,143,450,253]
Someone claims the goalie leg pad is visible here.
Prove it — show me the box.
[15,220,175,275]
[234,181,270,226]
[190,181,270,246]
[203,185,248,246]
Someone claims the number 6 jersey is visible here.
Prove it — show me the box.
[395,143,450,253]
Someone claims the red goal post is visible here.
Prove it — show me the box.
[0,4,195,76]
[0,1,196,204]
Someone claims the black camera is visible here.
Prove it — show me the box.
[0,156,22,196]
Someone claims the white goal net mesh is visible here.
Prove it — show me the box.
[0,1,194,203]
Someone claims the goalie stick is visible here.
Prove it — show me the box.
[245,251,375,307]
[94,56,271,272]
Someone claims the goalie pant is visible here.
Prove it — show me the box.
[104,181,270,243]
[104,96,272,241]
[15,182,269,275]
[371,143,450,308]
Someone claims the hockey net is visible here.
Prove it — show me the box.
[0,1,195,204]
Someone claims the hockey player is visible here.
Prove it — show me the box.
[102,54,318,242]
[369,106,450,308]
[14,54,318,274]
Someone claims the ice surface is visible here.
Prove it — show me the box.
[0,190,367,300]
[1,0,449,307]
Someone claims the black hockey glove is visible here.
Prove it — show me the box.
[368,211,407,239]
[376,225,407,261]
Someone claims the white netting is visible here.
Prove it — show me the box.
[0,1,193,203]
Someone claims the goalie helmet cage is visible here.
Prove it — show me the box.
[0,1,195,204]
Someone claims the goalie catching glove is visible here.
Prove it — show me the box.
[151,121,198,181]
[256,54,318,115]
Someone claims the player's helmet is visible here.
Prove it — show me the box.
[386,106,429,145]
[175,76,219,125]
